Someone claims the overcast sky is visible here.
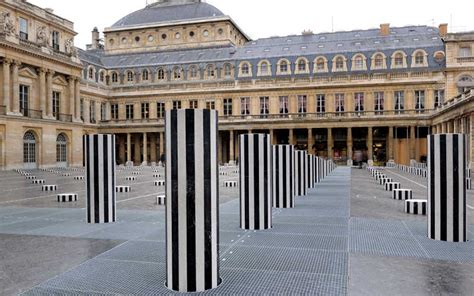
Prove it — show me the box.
[29,0,473,49]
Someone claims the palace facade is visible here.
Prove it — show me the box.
[0,0,473,170]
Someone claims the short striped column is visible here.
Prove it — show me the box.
[165,109,220,292]
[294,151,307,196]
[307,154,316,189]
[272,145,295,209]
[239,134,272,230]
[428,134,467,242]
[405,200,427,215]
[84,134,116,224]
[393,189,413,200]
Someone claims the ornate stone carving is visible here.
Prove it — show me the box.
[65,38,77,56]
[37,26,49,46]
[0,11,15,36]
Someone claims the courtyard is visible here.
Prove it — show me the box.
[0,165,473,295]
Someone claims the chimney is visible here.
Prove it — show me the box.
[439,23,448,38]
[91,27,100,50]
[380,23,390,36]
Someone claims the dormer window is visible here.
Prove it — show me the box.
[241,63,250,75]
[142,70,149,81]
[127,71,134,82]
[173,67,182,80]
[394,53,404,66]
[298,60,306,72]
[189,66,198,79]
[88,68,94,80]
[280,61,288,73]
[354,55,364,70]
[224,64,232,77]
[157,69,165,80]
[374,54,384,68]
[111,72,118,83]
[336,57,344,70]
[99,71,105,83]
[207,65,215,78]
[260,62,269,75]
[415,52,424,65]
[316,58,325,71]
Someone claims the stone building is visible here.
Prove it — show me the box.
[0,0,473,170]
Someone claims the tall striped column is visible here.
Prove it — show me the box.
[273,145,295,209]
[165,109,220,292]
[307,154,316,188]
[240,134,272,230]
[317,157,323,182]
[295,150,308,196]
[84,134,116,224]
[428,134,467,242]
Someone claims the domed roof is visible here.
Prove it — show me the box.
[112,0,225,28]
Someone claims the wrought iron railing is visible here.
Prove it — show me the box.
[21,109,42,119]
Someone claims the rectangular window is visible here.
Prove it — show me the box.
[19,18,28,40]
[434,89,445,108]
[52,31,60,51]
[259,96,269,117]
[240,97,250,115]
[101,103,106,121]
[126,104,134,120]
[141,102,149,119]
[172,100,181,110]
[206,101,215,110]
[279,96,289,115]
[316,94,325,114]
[89,101,96,123]
[415,90,425,113]
[394,91,405,113]
[459,47,471,57]
[189,100,198,109]
[80,98,84,121]
[354,92,364,113]
[52,91,60,119]
[19,84,29,116]
[297,95,307,115]
[111,104,118,120]
[374,92,384,114]
[223,98,233,116]
[335,93,345,113]
[157,102,165,118]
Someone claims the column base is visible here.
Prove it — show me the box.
[72,118,83,123]
[368,160,374,167]
[43,115,56,120]
[6,111,23,116]
[347,159,353,166]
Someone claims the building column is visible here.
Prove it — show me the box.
[454,119,460,133]
[270,129,277,145]
[143,132,148,164]
[119,135,126,164]
[134,134,141,164]
[367,127,373,162]
[347,127,353,161]
[470,113,474,169]
[409,126,416,161]
[150,133,157,163]
[388,126,394,160]
[441,122,447,133]
[432,125,437,135]
[126,133,131,162]
[229,130,235,162]
[218,133,223,164]
[289,129,295,145]
[68,76,75,117]
[11,61,20,114]
[37,68,46,118]
[327,128,333,159]
[2,59,11,112]
[46,70,54,118]
[74,79,81,121]
[308,128,314,154]
[159,132,164,157]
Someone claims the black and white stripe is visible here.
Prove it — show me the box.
[428,134,467,242]
[154,180,165,187]
[166,109,220,292]
[42,185,57,191]
[405,199,427,215]
[239,134,272,230]
[307,155,316,189]
[84,134,116,224]
[385,182,400,191]
[294,151,307,197]
[156,194,166,205]
[32,179,45,184]
[272,145,295,209]
[393,189,413,200]
[116,186,131,193]
[224,181,238,188]
[57,193,78,202]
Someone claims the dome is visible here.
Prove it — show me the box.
[111,0,225,28]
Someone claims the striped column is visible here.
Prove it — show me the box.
[307,154,316,188]
[239,134,272,230]
[165,109,220,292]
[428,134,467,242]
[273,145,295,209]
[294,150,308,196]
[84,134,116,224]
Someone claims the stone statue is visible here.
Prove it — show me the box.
[0,11,15,36]
[65,38,77,56]
[37,26,49,46]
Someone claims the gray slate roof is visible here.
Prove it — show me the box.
[111,2,224,28]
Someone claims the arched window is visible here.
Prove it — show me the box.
[189,66,198,79]
[394,53,404,67]
[56,133,67,164]
[457,75,474,94]
[316,58,326,71]
[142,70,149,81]
[99,71,105,83]
[354,55,364,70]
[88,67,94,80]
[111,72,118,83]
[23,131,36,167]
[298,59,307,72]
[241,63,250,75]
[207,65,215,78]
[127,71,134,82]
[415,52,425,65]
[335,57,344,70]
[223,64,232,77]
[157,68,165,80]
[173,67,182,80]
[260,61,269,75]
[374,54,384,68]
[279,60,288,73]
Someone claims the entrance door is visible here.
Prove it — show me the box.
[23,131,37,169]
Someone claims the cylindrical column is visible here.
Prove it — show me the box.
[272,145,295,208]
[229,130,235,162]
[307,154,316,188]
[143,132,148,164]
[428,134,467,242]
[46,70,54,118]
[68,76,75,117]
[347,127,353,164]
[239,133,272,230]
[11,61,20,114]
[327,128,333,159]
[388,126,394,160]
[295,150,308,196]
[308,128,314,154]
[367,127,373,162]
[84,134,116,224]
[126,133,131,162]
[2,60,11,113]
[165,109,220,292]
[75,79,81,121]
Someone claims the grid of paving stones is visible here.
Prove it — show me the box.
[0,165,473,295]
